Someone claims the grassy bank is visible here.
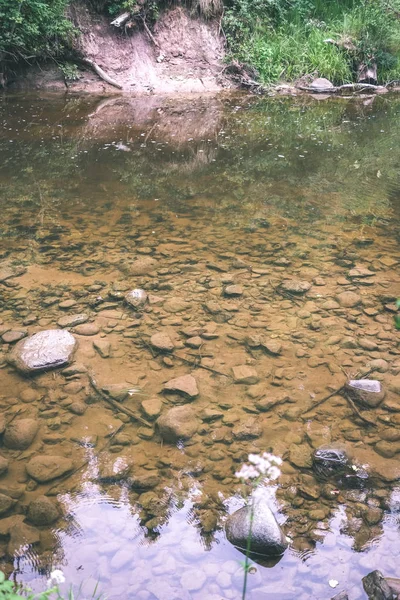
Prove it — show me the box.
[223,0,400,84]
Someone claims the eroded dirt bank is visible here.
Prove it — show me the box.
[10,3,229,95]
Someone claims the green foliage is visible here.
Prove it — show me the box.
[59,61,79,80]
[224,0,400,84]
[0,571,56,600]
[0,0,74,64]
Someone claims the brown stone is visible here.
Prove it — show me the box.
[232,365,259,385]
[163,374,199,399]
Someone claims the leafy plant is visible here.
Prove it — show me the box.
[0,0,74,66]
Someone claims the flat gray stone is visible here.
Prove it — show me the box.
[57,313,88,328]
[8,329,77,374]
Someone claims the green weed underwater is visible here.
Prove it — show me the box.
[223,0,400,84]
[0,570,104,600]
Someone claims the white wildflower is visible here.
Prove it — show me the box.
[235,464,260,480]
[47,569,65,587]
[236,453,282,482]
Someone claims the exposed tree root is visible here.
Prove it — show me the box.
[80,58,122,89]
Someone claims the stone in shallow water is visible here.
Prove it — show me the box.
[163,374,199,398]
[27,496,59,525]
[57,313,88,328]
[8,521,40,556]
[8,329,77,374]
[150,332,174,352]
[26,455,73,483]
[74,323,100,336]
[2,330,27,344]
[157,405,198,443]
[336,291,361,308]
[280,279,311,294]
[225,498,288,556]
[3,418,39,450]
[0,493,14,515]
[362,570,395,600]
[0,261,26,282]
[232,365,259,384]
[125,288,148,309]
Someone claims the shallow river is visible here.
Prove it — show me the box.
[0,92,400,600]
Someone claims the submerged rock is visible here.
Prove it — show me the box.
[346,379,385,408]
[26,455,73,483]
[8,329,77,374]
[163,374,199,399]
[8,520,40,556]
[27,496,59,525]
[280,280,311,294]
[97,455,132,482]
[225,498,288,556]
[0,493,15,515]
[4,419,39,450]
[151,332,174,352]
[125,288,148,309]
[0,455,9,476]
[313,446,350,479]
[362,570,396,600]
[336,291,361,308]
[157,405,198,443]
[232,365,259,384]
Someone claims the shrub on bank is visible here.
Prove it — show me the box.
[223,0,400,84]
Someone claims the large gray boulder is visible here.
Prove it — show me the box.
[225,499,288,556]
[8,329,77,374]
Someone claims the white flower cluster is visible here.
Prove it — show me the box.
[235,452,282,481]
[47,569,66,587]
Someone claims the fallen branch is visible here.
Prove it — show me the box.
[141,17,160,49]
[297,82,386,94]
[88,372,151,427]
[81,58,122,90]
[304,368,373,415]
[174,352,232,379]
[344,392,377,427]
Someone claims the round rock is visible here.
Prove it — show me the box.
[125,289,148,310]
[225,499,288,556]
[336,292,361,308]
[4,419,39,450]
[27,496,60,525]
[157,405,198,443]
[8,329,77,374]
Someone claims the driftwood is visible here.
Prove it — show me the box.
[81,58,122,89]
[110,11,131,27]
[297,82,386,94]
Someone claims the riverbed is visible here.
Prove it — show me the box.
[0,92,400,600]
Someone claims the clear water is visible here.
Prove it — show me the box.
[1,92,400,600]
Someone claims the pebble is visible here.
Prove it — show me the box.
[74,323,100,336]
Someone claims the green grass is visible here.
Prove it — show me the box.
[224,0,400,85]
